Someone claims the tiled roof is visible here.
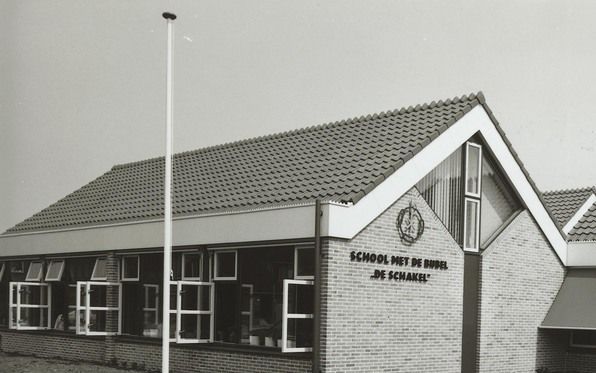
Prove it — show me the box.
[568,203,596,242]
[542,187,596,229]
[4,91,541,236]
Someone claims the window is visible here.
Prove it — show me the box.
[25,261,44,281]
[463,198,480,251]
[240,284,254,344]
[182,253,202,280]
[91,257,107,281]
[121,255,140,281]
[143,284,160,337]
[9,282,51,330]
[214,251,237,280]
[0,262,5,281]
[11,261,25,274]
[76,281,121,336]
[45,260,65,282]
[571,331,596,348]
[282,279,314,353]
[169,281,214,343]
[465,143,482,197]
[294,247,314,280]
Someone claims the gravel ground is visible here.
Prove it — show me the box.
[0,353,142,373]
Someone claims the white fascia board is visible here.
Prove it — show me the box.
[567,241,596,267]
[327,105,568,265]
[563,194,596,234]
[0,203,322,257]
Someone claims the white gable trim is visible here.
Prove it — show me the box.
[327,105,568,265]
[563,194,596,235]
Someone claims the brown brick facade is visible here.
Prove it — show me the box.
[477,210,566,372]
[319,188,465,372]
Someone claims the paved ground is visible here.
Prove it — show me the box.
[0,353,141,373]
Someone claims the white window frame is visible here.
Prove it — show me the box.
[0,262,5,282]
[463,198,481,252]
[294,246,315,280]
[465,142,483,198]
[121,255,140,282]
[213,250,237,281]
[25,261,44,282]
[67,284,78,331]
[282,279,314,353]
[169,280,214,344]
[90,257,108,281]
[76,281,122,336]
[45,260,65,282]
[142,284,160,337]
[11,261,25,274]
[182,252,202,280]
[9,282,52,330]
[240,284,254,343]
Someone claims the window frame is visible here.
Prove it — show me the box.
[465,142,483,198]
[142,284,160,337]
[294,246,315,280]
[121,255,140,282]
[75,281,122,336]
[0,262,5,282]
[45,260,65,282]
[25,261,44,282]
[463,197,481,252]
[90,257,108,281]
[213,250,238,281]
[9,282,52,330]
[170,280,215,344]
[570,331,596,349]
[182,252,203,280]
[281,279,314,353]
[240,284,254,344]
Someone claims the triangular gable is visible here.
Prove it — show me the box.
[326,101,569,264]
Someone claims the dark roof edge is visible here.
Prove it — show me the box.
[543,186,596,196]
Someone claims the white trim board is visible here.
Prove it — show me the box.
[563,194,596,235]
[0,105,568,264]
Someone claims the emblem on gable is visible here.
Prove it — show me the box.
[396,202,425,245]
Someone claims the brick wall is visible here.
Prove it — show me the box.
[320,188,465,372]
[477,210,566,372]
[567,351,596,373]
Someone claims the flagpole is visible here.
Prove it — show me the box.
[161,11,176,373]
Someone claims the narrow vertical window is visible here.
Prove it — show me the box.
[0,262,5,282]
[464,198,480,251]
[466,143,482,197]
[143,284,160,337]
[91,257,107,281]
[282,279,314,353]
[182,253,202,280]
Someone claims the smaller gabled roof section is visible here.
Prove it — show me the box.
[568,203,596,242]
[543,187,596,229]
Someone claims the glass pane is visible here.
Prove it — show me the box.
[89,285,108,307]
[573,331,596,346]
[296,248,314,278]
[466,144,480,195]
[415,147,463,244]
[20,307,49,328]
[286,318,313,349]
[170,284,177,311]
[180,314,210,340]
[216,252,236,278]
[181,284,210,311]
[10,308,17,328]
[241,314,251,342]
[26,262,43,281]
[183,253,202,279]
[46,260,64,280]
[465,200,479,250]
[92,258,107,279]
[20,285,48,306]
[88,310,106,332]
[143,311,159,337]
[69,310,85,331]
[241,286,252,312]
[288,283,314,315]
[169,313,176,339]
[123,256,138,279]
[145,286,158,309]
[480,156,520,245]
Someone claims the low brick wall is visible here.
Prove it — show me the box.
[567,351,596,373]
[0,331,311,373]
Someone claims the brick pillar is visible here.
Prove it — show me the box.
[105,252,120,365]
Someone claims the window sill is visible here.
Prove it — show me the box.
[115,334,312,359]
[0,327,105,340]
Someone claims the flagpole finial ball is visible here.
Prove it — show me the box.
[162,12,177,20]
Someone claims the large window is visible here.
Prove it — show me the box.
[76,281,121,336]
[169,281,214,343]
[9,282,51,330]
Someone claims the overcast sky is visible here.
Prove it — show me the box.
[2,0,596,233]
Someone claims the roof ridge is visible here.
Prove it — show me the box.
[112,91,483,170]
[543,186,596,196]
